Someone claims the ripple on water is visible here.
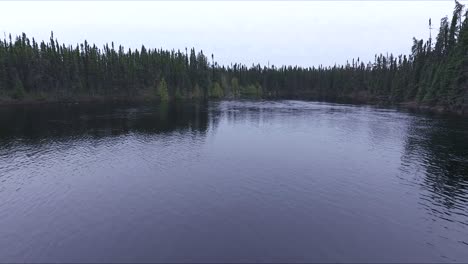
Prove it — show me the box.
[0,100,467,262]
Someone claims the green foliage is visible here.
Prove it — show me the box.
[192,83,202,99]
[240,84,260,98]
[220,75,230,97]
[157,78,169,101]
[256,82,263,98]
[11,78,25,100]
[231,77,240,98]
[210,82,224,98]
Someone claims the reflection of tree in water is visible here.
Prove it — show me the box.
[401,114,468,223]
[0,101,211,141]
[0,101,220,190]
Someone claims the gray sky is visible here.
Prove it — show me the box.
[0,1,460,67]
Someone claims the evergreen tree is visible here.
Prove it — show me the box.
[0,1,466,114]
[157,78,169,101]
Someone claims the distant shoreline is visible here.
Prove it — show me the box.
[0,96,465,117]
[0,95,156,107]
[2,0,467,118]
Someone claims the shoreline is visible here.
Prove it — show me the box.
[0,96,466,117]
[0,96,159,107]
[397,101,468,117]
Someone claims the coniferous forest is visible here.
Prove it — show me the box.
[0,1,467,114]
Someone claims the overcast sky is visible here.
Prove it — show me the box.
[0,1,460,67]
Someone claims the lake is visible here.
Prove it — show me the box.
[0,100,467,262]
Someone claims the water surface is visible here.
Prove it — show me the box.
[0,100,467,262]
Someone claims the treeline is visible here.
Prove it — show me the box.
[0,1,467,113]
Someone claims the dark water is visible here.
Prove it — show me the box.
[0,100,467,263]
